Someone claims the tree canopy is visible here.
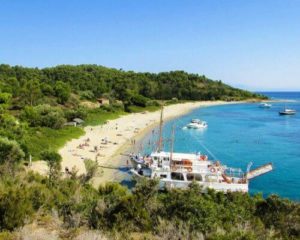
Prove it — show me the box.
[0,64,266,108]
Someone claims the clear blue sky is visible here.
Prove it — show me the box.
[1,0,300,91]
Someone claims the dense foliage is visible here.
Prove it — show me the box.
[0,64,265,108]
[0,63,266,159]
[0,171,299,239]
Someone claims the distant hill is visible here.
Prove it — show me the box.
[0,64,266,109]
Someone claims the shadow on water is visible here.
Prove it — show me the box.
[118,166,130,173]
[117,166,137,190]
[120,178,136,190]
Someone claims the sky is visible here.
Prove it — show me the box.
[1,0,300,91]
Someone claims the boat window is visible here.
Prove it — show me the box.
[163,157,169,161]
[171,172,184,181]
[160,174,167,179]
[153,157,158,161]
[205,174,218,182]
[187,173,202,181]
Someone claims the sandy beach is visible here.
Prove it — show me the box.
[54,101,239,185]
[30,101,239,185]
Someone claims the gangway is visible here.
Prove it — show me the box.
[246,163,273,180]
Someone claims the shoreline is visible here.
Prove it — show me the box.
[63,101,244,186]
[31,100,251,185]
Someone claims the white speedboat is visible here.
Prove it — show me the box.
[259,103,272,108]
[186,119,208,129]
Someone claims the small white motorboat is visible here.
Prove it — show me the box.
[186,119,208,129]
[259,103,272,108]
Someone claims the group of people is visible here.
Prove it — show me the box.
[71,121,142,172]
[77,138,90,149]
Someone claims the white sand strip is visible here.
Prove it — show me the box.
[58,101,237,183]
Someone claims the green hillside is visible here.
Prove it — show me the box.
[0,64,266,159]
[0,64,265,109]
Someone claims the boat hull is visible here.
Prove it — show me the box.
[130,169,248,193]
[186,123,207,129]
[279,112,296,115]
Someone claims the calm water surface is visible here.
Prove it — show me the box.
[140,92,300,200]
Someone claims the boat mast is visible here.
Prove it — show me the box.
[157,105,164,152]
[170,124,175,162]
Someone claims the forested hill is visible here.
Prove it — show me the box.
[0,64,265,108]
[0,63,266,168]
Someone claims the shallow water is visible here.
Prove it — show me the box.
[140,92,300,200]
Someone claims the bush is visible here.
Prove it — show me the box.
[79,90,95,100]
[0,92,11,113]
[83,159,100,183]
[41,150,62,182]
[111,102,124,111]
[0,137,24,171]
[131,94,149,107]
[0,114,26,140]
[54,81,71,104]
[64,107,87,121]
[40,83,54,96]
[146,100,160,107]
[100,104,115,112]
[0,183,33,231]
[21,104,66,129]
[256,195,300,238]
[0,231,14,240]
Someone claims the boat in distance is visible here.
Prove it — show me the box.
[129,107,273,193]
[185,119,208,129]
[259,103,272,108]
[279,108,296,115]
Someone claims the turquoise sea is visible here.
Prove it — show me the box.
[141,92,300,201]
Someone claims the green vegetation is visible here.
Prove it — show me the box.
[24,126,84,159]
[0,63,266,160]
[0,137,24,175]
[40,150,62,183]
[84,108,125,126]
[0,171,298,239]
[21,104,66,129]
[0,64,265,107]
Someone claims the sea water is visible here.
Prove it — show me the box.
[141,92,300,200]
